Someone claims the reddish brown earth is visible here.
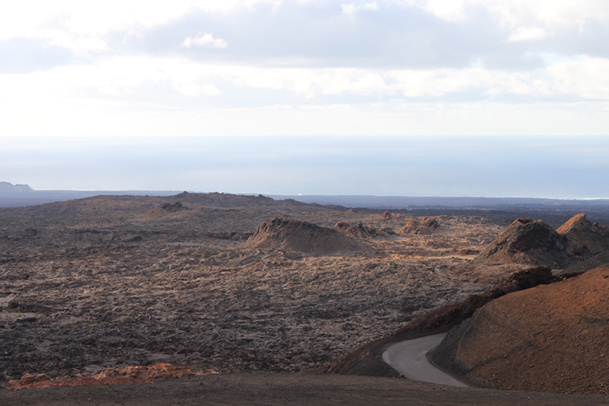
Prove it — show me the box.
[2,373,608,406]
[8,363,216,389]
[326,266,556,377]
[432,264,609,395]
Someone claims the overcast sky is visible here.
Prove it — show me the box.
[1,1,608,196]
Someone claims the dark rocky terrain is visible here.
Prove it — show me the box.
[2,192,609,404]
[0,193,506,386]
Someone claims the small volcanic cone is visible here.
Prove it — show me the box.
[431,264,609,395]
[475,217,567,267]
[476,214,609,272]
[398,217,440,235]
[557,213,609,270]
[244,218,365,256]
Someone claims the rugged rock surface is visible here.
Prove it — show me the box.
[333,222,393,238]
[244,218,365,255]
[0,193,506,385]
[475,218,567,267]
[431,264,609,395]
[476,214,609,272]
[557,213,609,271]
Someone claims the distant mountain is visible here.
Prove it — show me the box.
[0,181,33,193]
[0,182,180,208]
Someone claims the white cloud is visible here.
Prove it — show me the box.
[0,0,608,139]
[174,83,222,97]
[181,33,228,49]
[548,57,609,99]
[341,2,379,16]
[507,26,548,42]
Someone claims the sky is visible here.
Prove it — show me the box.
[1,1,609,197]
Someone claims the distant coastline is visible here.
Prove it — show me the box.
[3,182,609,227]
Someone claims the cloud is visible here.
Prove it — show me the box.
[0,37,76,73]
[341,2,379,17]
[181,33,228,49]
[507,26,548,42]
[0,0,608,138]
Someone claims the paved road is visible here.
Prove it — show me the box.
[382,333,468,387]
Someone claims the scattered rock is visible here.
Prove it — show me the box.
[8,363,217,389]
[334,222,391,238]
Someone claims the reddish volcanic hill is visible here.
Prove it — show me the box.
[431,264,609,395]
[243,218,365,256]
[476,214,609,272]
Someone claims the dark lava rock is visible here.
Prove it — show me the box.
[477,214,609,272]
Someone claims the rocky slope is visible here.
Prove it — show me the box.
[431,264,609,395]
[476,214,609,272]
[326,266,555,377]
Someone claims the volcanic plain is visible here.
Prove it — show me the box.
[1,192,609,404]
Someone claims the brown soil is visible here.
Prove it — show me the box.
[2,373,608,406]
[432,264,609,395]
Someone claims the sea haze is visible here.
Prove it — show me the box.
[3,135,608,199]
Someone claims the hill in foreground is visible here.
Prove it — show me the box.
[431,264,609,395]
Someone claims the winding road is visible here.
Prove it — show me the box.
[382,333,468,387]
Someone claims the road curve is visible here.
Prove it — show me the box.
[382,333,468,387]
